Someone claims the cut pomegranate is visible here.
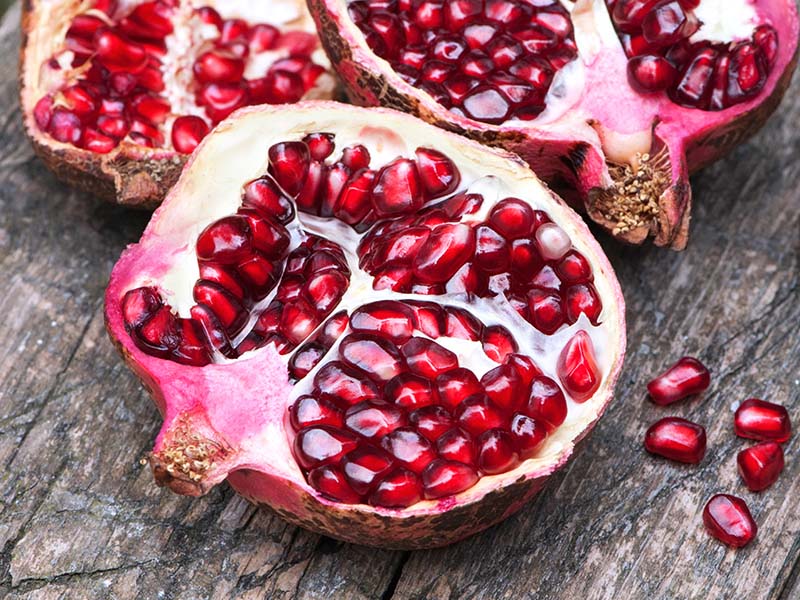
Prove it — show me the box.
[703,494,757,548]
[643,416,705,463]
[310,0,799,248]
[22,0,335,206]
[734,398,791,443]
[647,356,710,405]
[737,442,784,492]
[105,104,626,548]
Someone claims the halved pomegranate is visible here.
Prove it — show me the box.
[105,103,625,547]
[310,0,799,248]
[20,0,336,207]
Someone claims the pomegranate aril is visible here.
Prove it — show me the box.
[481,364,524,414]
[647,356,710,405]
[249,23,280,52]
[198,83,248,122]
[190,304,236,358]
[641,1,695,46]
[436,427,477,465]
[351,301,415,343]
[371,158,423,217]
[81,129,116,153]
[401,337,458,379]
[345,400,407,439]
[734,399,791,443]
[456,394,507,436]
[727,42,768,102]
[564,283,602,325]
[196,216,252,264]
[415,147,461,198]
[314,361,380,405]
[414,223,476,283]
[243,177,295,223]
[194,50,245,84]
[294,426,359,469]
[269,141,310,196]
[444,307,483,341]
[172,319,211,366]
[370,469,422,507]
[94,30,148,72]
[193,281,246,332]
[342,446,395,495]
[477,429,520,474]
[381,428,437,473]
[753,25,779,67]
[309,464,362,503]
[474,225,510,273]
[557,331,600,402]
[281,298,321,345]
[422,459,479,499]
[509,414,547,458]
[291,395,344,429]
[339,334,403,382]
[122,287,162,330]
[737,442,784,492]
[49,109,82,144]
[628,55,677,92]
[643,417,706,464]
[525,376,567,430]
[481,325,517,363]
[289,344,328,379]
[671,47,718,109]
[703,494,757,548]
[462,87,511,124]
[528,289,564,335]
[489,198,535,239]
[410,405,453,441]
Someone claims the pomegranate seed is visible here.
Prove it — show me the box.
[268,141,310,196]
[410,405,453,441]
[643,417,706,464]
[525,376,567,430]
[489,198,535,239]
[170,116,209,154]
[371,158,423,217]
[671,47,718,109]
[462,87,510,123]
[341,446,394,495]
[289,344,327,379]
[308,464,362,502]
[302,132,335,161]
[703,494,757,548]
[422,459,479,499]
[557,331,600,402]
[401,338,458,378]
[509,414,548,458]
[193,281,246,331]
[345,400,407,439]
[444,307,483,340]
[647,356,710,405]
[564,283,602,325]
[94,30,148,72]
[535,223,572,261]
[414,223,476,283]
[369,469,423,507]
[627,55,677,92]
[474,225,511,273]
[641,1,694,46]
[294,426,358,469]
[249,23,280,52]
[477,429,519,474]
[196,216,252,263]
[381,428,437,473]
[528,289,564,334]
[339,334,403,382]
[481,364,524,413]
[753,24,778,67]
[198,83,248,122]
[436,368,483,410]
[481,325,517,362]
[190,304,235,357]
[443,0,483,32]
[737,441,784,492]
[350,301,415,343]
[734,399,791,443]
[314,361,380,405]
[384,373,435,410]
[81,128,116,153]
[291,395,344,429]
[415,147,461,198]
[194,50,246,84]
[456,394,507,436]
[49,108,82,144]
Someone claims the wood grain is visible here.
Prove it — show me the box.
[0,3,798,598]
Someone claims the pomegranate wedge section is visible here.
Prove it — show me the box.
[310,0,799,248]
[105,102,626,548]
[20,0,336,206]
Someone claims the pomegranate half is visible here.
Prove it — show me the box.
[20,0,336,207]
[309,0,799,248]
[105,102,625,548]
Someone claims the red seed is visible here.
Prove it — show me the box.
[737,442,784,492]
[369,469,422,507]
[401,337,458,378]
[528,289,564,334]
[643,417,706,464]
[473,225,510,273]
[703,494,757,548]
[415,147,461,198]
[627,55,678,92]
[290,395,344,429]
[171,116,209,154]
[288,343,327,379]
[381,428,437,473]
[410,405,453,441]
[647,356,710,405]
[444,307,483,341]
[564,283,602,325]
[308,464,362,503]
[509,414,548,458]
[456,394,507,436]
[94,30,148,72]
[196,216,252,264]
[734,398,791,443]
[481,364,524,413]
[293,426,358,469]
[557,331,600,402]
[421,459,479,499]
[339,333,403,382]
[344,400,407,439]
[371,158,424,217]
[341,446,394,495]
[489,198,535,239]
[268,141,310,196]
[481,325,517,363]
[385,373,437,409]
[525,376,567,430]
[350,300,415,343]
[242,176,295,223]
[314,361,380,405]
[437,428,477,464]
[477,429,520,474]
[302,132,335,161]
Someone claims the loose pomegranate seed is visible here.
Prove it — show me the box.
[703,494,757,548]
[647,356,710,405]
[737,442,784,492]
[171,116,209,154]
[734,398,791,443]
[643,416,706,464]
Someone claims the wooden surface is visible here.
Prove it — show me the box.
[1,3,799,598]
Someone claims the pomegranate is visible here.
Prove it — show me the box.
[737,441,784,492]
[20,0,336,207]
[310,0,799,248]
[703,493,757,547]
[104,103,625,547]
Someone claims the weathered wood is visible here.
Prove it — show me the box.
[1,2,798,598]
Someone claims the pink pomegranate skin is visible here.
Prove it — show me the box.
[104,103,626,549]
[309,0,799,249]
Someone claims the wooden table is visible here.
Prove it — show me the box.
[1,3,798,598]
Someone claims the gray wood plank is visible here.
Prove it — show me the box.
[1,2,798,599]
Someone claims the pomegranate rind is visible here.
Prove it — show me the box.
[19,0,336,207]
[105,102,626,548]
[309,0,799,249]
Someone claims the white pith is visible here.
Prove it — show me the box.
[690,0,759,44]
[121,106,625,509]
[23,0,335,152]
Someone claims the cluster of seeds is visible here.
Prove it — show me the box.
[643,355,792,547]
[34,1,326,154]
[607,0,779,109]
[349,0,578,123]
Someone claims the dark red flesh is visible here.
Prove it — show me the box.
[737,441,784,492]
[646,356,710,405]
[34,1,325,154]
[703,494,757,548]
[349,0,578,123]
[120,133,607,507]
[608,0,779,109]
[734,398,791,443]
[643,416,706,463]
